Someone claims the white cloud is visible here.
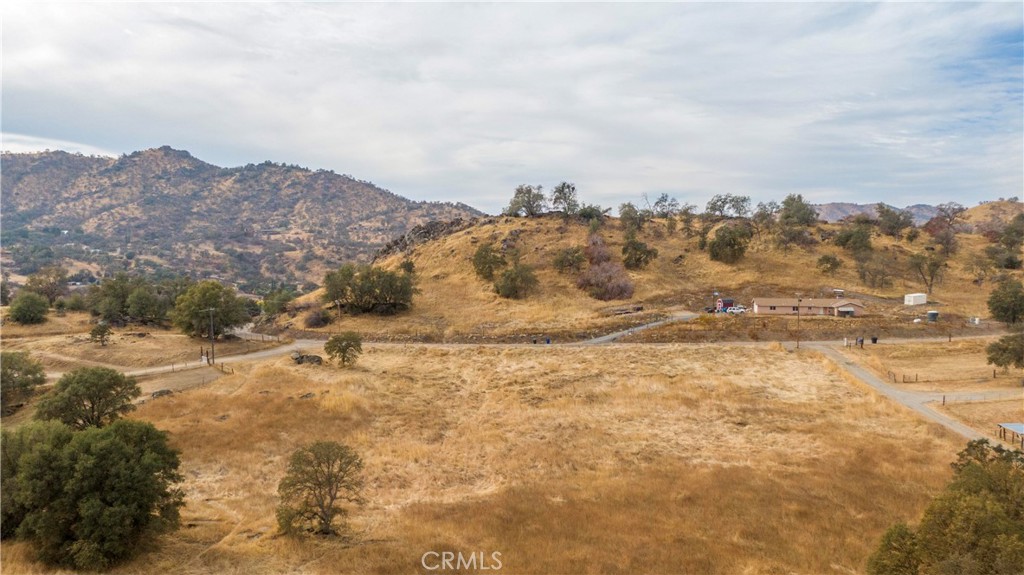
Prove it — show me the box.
[2,3,1020,214]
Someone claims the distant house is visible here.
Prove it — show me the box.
[752,298,865,317]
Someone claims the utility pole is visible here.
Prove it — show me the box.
[201,307,216,365]
[795,292,803,349]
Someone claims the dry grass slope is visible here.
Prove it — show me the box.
[3,344,967,574]
[285,204,1021,341]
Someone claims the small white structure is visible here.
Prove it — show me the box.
[904,293,927,306]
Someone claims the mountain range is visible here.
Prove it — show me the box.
[1,147,482,291]
[812,202,939,225]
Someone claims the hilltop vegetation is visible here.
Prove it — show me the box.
[1,148,482,292]
[278,195,1024,342]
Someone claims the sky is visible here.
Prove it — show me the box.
[2,3,1022,215]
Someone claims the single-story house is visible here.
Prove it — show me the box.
[752,298,866,317]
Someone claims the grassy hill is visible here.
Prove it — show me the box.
[1,148,482,292]
[280,202,1021,342]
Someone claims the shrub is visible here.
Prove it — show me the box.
[553,247,586,274]
[472,244,506,281]
[9,291,49,324]
[304,309,330,328]
[584,234,612,265]
[577,262,634,300]
[622,236,658,270]
[834,224,873,253]
[816,254,842,276]
[494,262,539,299]
[577,203,607,224]
[325,332,362,367]
[90,322,113,345]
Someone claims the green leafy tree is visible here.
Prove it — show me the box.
[90,322,113,346]
[708,224,752,264]
[618,202,647,233]
[986,332,1024,370]
[0,278,11,306]
[867,523,919,575]
[908,253,946,294]
[504,184,546,217]
[1,420,73,538]
[5,420,183,570]
[325,332,362,367]
[704,194,751,219]
[817,254,843,276]
[577,203,609,224]
[1,351,46,415]
[622,235,658,270]
[277,441,365,536]
[935,202,967,229]
[868,440,1024,575]
[778,194,818,227]
[856,252,895,289]
[322,265,415,315]
[876,204,914,239]
[998,213,1024,251]
[549,182,579,216]
[835,224,873,254]
[988,279,1024,325]
[323,264,358,315]
[126,286,161,323]
[494,261,539,299]
[262,288,295,316]
[170,280,248,338]
[651,193,681,218]
[472,244,506,281]
[25,266,68,305]
[34,367,141,430]
[751,201,780,239]
[8,291,49,324]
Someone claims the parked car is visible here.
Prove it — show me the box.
[703,306,716,313]
[726,307,747,314]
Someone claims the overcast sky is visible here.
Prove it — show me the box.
[3,3,1022,215]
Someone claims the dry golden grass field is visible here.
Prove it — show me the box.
[2,342,972,575]
[1,312,278,371]
[850,338,1023,393]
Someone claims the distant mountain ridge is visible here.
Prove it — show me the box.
[0,147,483,291]
[813,202,939,225]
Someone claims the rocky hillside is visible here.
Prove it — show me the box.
[814,202,939,225]
[1,147,482,291]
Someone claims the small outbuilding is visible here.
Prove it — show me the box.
[904,293,927,306]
